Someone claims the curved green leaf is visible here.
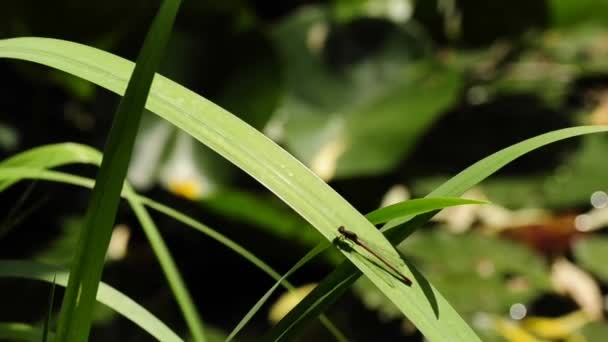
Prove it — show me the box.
[268,125,608,340]
[366,197,487,225]
[0,159,487,341]
[0,260,182,342]
[0,142,205,341]
[0,37,479,340]
[0,143,100,192]
[232,197,488,339]
[0,141,341,340]
[53,1,184,341]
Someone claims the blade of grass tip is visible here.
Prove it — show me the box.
[56,1,184,341]
[41,274,57,342]
[366,197,487,225]
[264,126,608,341]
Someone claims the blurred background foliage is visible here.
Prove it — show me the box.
[2,0,608,341]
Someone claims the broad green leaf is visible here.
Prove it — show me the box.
[0,36,478,341]
[449,26,608,108]
[331,0,414,23]
[580,322,608,341]
[573,236,608,282]
[267,125,608,340]
[549,0,608,27]
[272,7,462,179]
[0,260,182,342]
[537,135,608,207]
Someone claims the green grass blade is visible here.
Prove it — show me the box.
[0,261,183,342]
[384,126,608,242]
[0,165,345,341]
[4,38,600,340]
[366,197,487,225]
[265,125,608,340]
[0,141,345,340]
[0,31,481,338]
[0,161,345,339]
[54,1,184,341]
[127,198,206,342]
[233,197,488,339]
[0,142,206,341]
[0,143,100,192]
[0,144,487,341]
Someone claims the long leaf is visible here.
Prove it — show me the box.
[0,163,486,341]
[266,125,608,341]
[0,78,205,342]
[54,1,185,341]
[230,197,487,340]
[0,143,344,340]
[366,197,487,225]
[0,38,480,339]
[0,261,182,342]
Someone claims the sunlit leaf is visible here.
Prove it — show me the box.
[0,36,479,341]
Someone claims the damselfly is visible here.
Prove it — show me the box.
[337,226,412,286]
